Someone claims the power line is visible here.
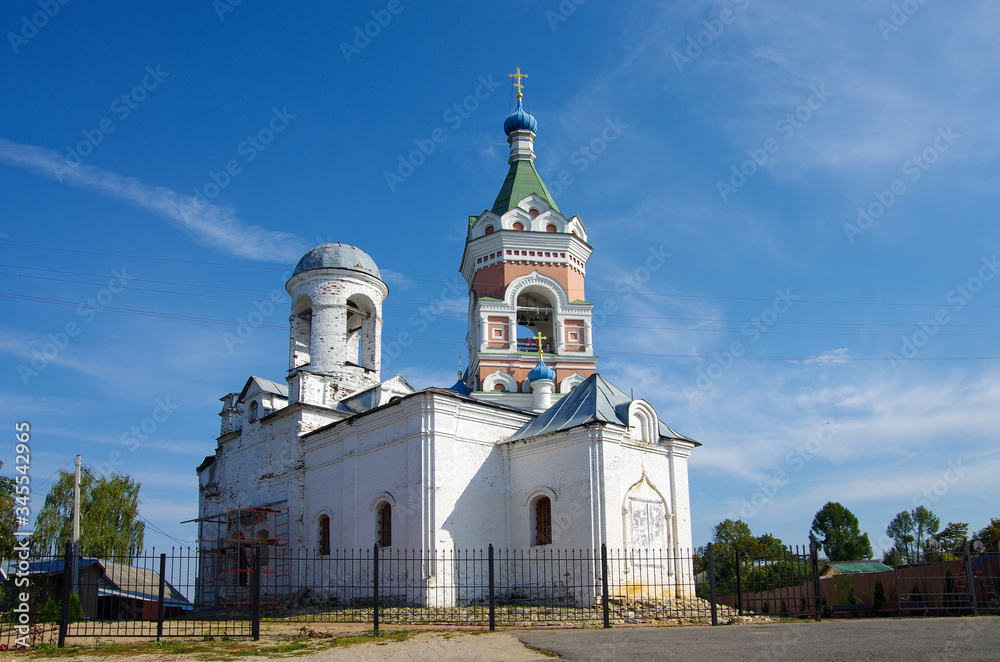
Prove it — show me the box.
[3,287,999,339]
[5,290,1000,350]
[7,242,1000,308]
[4,264,1000,334]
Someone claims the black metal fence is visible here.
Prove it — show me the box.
[3,540,998,648]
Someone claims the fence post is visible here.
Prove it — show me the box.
[707,543,718,626]
[601,544,610,629]
[488,544,496,631]
[58,541,72,648]
[156,553,167,640]
[809,541,822,622]
[964,541,979,617]
[251,544,261,641]
[373,544,380,634]
[735,547,743,616]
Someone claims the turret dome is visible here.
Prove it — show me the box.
[292,243,381,279]
[503,98,537,136]
[527,359,556,383]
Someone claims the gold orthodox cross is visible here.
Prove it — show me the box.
[533,332,547,361]
[509,67,528,99]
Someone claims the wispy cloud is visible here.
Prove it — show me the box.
[0,137,309,262]
[804,347,850,364]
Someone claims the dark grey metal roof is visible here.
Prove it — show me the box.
[292,243,381,279]
[238,376,288,402]
[505,373,699,444]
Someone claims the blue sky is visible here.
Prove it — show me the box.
[2,1,998,555]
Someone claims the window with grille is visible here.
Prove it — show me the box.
[377,502,391,547]
[318,514,330,555]
[534,496,552,545]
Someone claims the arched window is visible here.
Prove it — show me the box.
[493,384,507,392]
[377,502,391,547]
[516,290,555,354]
[318,514,330,555]
[529,208,539,218]
[513,221,524,231]
[533,496,552,546]
[546,223,557,233]
[290,295,312,369]
[247,401,259,423]
[484,225,494,235]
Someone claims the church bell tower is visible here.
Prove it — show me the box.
[460,69,597,406]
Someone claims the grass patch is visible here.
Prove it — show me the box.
[18,630,411,659]
[524,644,560,657]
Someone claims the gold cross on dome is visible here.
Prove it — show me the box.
[533,332,547,362]
[509,67,528,99]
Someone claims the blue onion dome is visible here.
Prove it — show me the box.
[528,359,556,383]
[503,98,538,136]
[292,243,381,279]
[449,379,473,396]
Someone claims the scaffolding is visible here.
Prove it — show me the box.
[196,503,290,610]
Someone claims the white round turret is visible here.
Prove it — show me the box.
[285,244,387,404]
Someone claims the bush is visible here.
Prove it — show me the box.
[36,593,84,623]
[873,580,886,613]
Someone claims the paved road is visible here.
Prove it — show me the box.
[517,617,1000,661]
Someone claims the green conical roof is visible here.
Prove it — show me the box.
[491,160,561,216]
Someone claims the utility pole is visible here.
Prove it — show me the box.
[72,455,81,595]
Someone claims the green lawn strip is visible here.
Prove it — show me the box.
[19,630,412,659]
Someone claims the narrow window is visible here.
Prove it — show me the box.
[318,515,330,555]
[546,224,557,232]
[377,502,391,547]
[513,222,524,231]
[484,225,494,235]
[534,496,552,545]
[248,401,259,423]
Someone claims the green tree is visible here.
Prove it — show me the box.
[35,467,144,559]
[973,518,1000,547]
[887,506,941,564]
[934,522,969,559]
[886,511,916,564]
[809,502,873,561]
[873,580,887,613]
[912,506,940,562]
[0,459,17,557]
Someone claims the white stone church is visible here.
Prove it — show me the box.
[195,80,700,601]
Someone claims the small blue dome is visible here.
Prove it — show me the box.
[503,98,538,136]
[292,243,381,279]
[449,379,473,396]
[528,359,556,383]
